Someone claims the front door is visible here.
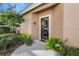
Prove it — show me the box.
[41,16,49,40]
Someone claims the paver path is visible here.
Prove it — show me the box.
[11,40,46,56]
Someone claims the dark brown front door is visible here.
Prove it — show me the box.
[41,16,49,40]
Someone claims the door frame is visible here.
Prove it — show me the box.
[39,15,51,39]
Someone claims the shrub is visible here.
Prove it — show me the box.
[0,33,24,55]
[45,37,68,53]
[17,33,32,46]
[0,33,16,54]
[64,46,79,56]
[0,27,10,34]
[0,33,16,49]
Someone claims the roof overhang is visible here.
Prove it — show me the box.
[20,3,58,15]
[20,3,43,15]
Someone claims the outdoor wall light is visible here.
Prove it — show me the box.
[33,22,36,25]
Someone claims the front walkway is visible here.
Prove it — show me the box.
[11,40,46,56]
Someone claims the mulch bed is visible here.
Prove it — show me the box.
[0,40,23,56]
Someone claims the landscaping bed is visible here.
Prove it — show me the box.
[0,40,23,56]
[64,46,79,56]
[0,33,32,56]
[0,33,79,56]
[0,33,23,56]
[45,37,79,56]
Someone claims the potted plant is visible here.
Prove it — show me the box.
[45,37,68,56]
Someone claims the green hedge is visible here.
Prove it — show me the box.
[0,27,10,34]
[0,33,33,55]
[64,46,79,56]
[0,33,24,55]
[0,33,33,50]
[0,33,17,49]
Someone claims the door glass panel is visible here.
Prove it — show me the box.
[41,16,49,39]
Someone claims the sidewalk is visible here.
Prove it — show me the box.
[11,40,46,56]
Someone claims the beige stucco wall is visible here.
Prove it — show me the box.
[52,4,63,39]
[31,4,55,39]
[19,3,79,48]
[31,3,63,39]
[27,4,63,39]
[31,13,39,39]
[20,3,63,40]
[37,3,63,39]
[38,6,53,39]
[20,13,31,34]
[63,3,79,48]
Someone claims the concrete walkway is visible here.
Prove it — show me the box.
[11,40,46,56]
